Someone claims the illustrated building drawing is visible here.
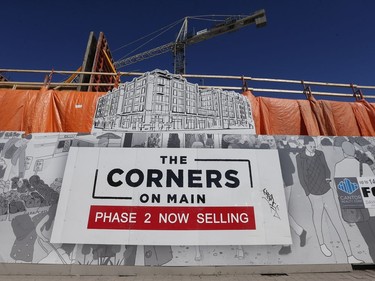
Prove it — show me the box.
[93,69,254,132]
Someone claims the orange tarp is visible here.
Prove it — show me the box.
[0,88,105,133]
[243,90,375,136]
[0,88,375,136]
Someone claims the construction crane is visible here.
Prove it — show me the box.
[113,9,267,74]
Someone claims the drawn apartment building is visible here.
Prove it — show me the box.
[93,69,254,132]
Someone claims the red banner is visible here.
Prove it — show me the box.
[87,205,256,230]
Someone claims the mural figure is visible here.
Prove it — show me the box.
[191,134,205,148]
[10,211,37,262]
[1,135,32,182]
[296,136,363,263]
[167,133,181,148]
[185,134,206,148]
[221,134,252,149]
[276,137,307,255]
[0,158,6,180]
[35,202,76,264]
[4,174,62,263]
[194,246,202,261]
[205,134,214,148]
[334,140,375,262]
[147,133,162,148]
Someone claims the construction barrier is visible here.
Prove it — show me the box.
[1,89,375,136]
[0,132,374,270]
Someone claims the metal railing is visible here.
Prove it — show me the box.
[1,68,374,100]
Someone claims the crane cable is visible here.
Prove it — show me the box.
[114,18,184,60]
[114,14,246,62]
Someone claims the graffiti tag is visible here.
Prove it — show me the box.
[262,188,280,219]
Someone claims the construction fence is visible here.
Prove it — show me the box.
[1,88,375,136]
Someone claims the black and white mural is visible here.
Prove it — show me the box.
[1,131,375,266]
[92,70,255,134]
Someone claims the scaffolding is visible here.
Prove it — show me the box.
[0,68,375,100]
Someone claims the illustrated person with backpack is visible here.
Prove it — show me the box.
[334,140,375,262]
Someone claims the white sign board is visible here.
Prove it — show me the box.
[51,147,291,245]
[335,177,375,209]
[358,177,375,209]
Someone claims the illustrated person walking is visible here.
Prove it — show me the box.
[277,137,307,255]
[296,136,363,263]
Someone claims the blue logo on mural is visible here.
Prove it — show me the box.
[337,178,359,194]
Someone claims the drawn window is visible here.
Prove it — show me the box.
[156,86,164,94]
[157,77,165,85]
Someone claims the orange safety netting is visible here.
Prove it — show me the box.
[1,88,375,136]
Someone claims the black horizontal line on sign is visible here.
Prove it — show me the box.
[92,169,132,200]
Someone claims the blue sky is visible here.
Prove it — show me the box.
[1,0,374,100]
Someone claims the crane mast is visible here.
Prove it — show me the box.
[114,9,266,74]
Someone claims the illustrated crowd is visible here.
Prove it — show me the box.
[1,131,375,266]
